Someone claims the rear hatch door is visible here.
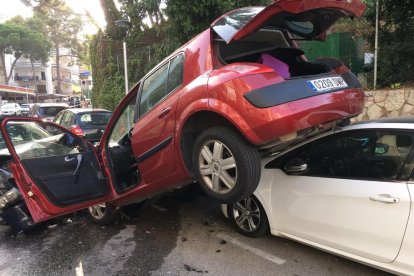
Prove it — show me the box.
[211,0,366,43]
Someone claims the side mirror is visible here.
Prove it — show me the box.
[284,158,308,175]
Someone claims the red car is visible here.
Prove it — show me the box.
[0,0,366,228]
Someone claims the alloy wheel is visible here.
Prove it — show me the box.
[232,197,261,232]
[198,140,237,194]
[88,203,107,220]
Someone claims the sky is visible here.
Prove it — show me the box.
[0,0,108,34]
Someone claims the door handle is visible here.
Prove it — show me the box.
[73,154,83,177]
[369,194,400,204]
[64,155,76,162]
[158,107,172,118]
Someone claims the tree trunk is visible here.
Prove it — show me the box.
[0,52,7,84]
[5,54,22,85]
[30,59,38,103]
[56,46,61,94]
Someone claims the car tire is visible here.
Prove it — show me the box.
[227,195,269,238]
[87,203,118,225]
[193,126,260,203]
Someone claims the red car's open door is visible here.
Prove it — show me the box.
[211,0,366,43]
[0,118,110,223]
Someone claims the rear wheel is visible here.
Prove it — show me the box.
[193,127,260,203]
[87,203,118,225]
[227,195,269,237]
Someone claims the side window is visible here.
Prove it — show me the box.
[275,131,414,181]
[139,63,169,116]
[167,54,184,93]
[109,94,137,145]
[61,112,73,127]
[54,111,64,124]
[5,121,88,160]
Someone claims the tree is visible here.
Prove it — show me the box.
[0,21,50,85]
[90,0,271,109]
[22,0,83,94]
[364,0,414,86]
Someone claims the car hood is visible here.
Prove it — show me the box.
[211,0,366,43]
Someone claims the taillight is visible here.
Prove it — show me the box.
[70,125,84,136]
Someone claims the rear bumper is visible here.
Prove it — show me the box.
[242,86,365,145]
[244,72,361,108]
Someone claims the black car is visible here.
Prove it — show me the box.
[29,103,69,121]
[53,108,112,143]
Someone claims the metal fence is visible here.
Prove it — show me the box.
[297,15,411,90]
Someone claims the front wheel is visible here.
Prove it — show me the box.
[87,203,118,225]
[192,127,260,203]
[227,195,269,237]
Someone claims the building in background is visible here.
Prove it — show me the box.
[4,48,82,103]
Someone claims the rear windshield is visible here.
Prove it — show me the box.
[78,112,112,126]
[39,106,67,116]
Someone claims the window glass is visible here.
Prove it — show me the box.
[79,112,111,127]
[279,131,414,181]
[139,63,169,115]
[167,54,184,93]
[54,111,64,124]
[109,95,136,145]
[39,106,67,116]
[61,112,73,127]
[4,121,86,160]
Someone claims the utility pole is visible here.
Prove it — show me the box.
[374,0,379,90]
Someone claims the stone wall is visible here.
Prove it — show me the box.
[354,89,414,122]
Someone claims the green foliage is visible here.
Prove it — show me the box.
[364,0,414,87]
[0,21,51,84]
[90,0,270,108]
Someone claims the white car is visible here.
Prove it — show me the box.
[0,103,22,116]
[224,118,414,275]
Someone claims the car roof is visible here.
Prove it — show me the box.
[343,117,414,131]
[34,103,69,107]
[64,108,111,114]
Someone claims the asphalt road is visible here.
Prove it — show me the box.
[0,186,392,276]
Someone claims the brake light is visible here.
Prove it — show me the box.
[70,125,84,136]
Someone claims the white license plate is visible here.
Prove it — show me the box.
[307,77,348,92]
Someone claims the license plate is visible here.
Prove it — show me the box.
[307,77,348,92]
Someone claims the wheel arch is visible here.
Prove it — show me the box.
[179,110,248,175]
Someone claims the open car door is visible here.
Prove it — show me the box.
[0,118,110,223]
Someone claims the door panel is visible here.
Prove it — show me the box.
[131,54,184,184]
[132,95,177,183]
[268,130,414,263]
[1,119,108,222]
[21,151,107,206]
[271,171,410,263]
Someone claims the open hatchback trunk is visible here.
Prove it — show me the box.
[211,0,366,43]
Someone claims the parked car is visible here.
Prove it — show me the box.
[68,96,82,108]
[20,103,34,117]
[28,103,69,121]
[53,108,112,143]
[0,0,366,230]
[0,103,22,116]
[223,117,414,275]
